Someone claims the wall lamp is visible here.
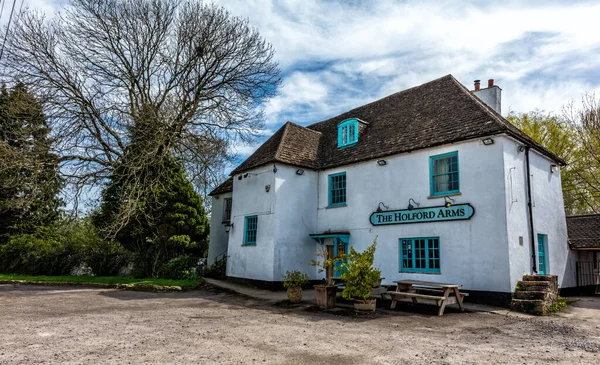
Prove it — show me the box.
[482,138,494,145]
[550,164,558,173]
[377,159,387,166]
[224,223,234,233]
[444,195,455,208]
[407,198,420,210]
[376,202,389,212]
[296,169,304,175]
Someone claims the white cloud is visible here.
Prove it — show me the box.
[10,0,600,161]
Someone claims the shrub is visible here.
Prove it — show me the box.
[204,259,227,279]
[282,270,310,289]
[338,239,381,301]
[161,256,190,280]
[0,229,84,275]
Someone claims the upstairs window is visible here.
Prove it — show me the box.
[328,172,347,206]
[338,119,359,148]
[244,215,258,245]
[430,151,459,196]
[222,198,232,223]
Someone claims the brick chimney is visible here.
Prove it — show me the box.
[472,78,502,114]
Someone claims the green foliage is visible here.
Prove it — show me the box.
[548,300,567,313]
[337,239,381,301]
[308,247,336,285]
[161,256,191,280]
[93,155,209,278]
[204,259,227,279]
[0,217,133,276]
[282,270,310,289]
[507,109,599,214]
[0,228,82,275]
[0,83,63,242]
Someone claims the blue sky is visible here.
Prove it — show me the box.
[12,0,600,164]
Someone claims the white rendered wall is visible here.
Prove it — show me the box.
[225,167,277,281]
[315,139,512,292]
[272,165,320,281]
[207,192,232,265]
[502,136,576,290]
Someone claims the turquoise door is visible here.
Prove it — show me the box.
[537,234,548,275]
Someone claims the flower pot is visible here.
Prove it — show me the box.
[314,285,337,309]
[353,299,376,312]
[287,287,303,303]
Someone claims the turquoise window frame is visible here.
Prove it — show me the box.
[243,215,258,245]
[430,151,460,197]
[337,119,359,148]
[399,237,441,273]
[328,172,347,207]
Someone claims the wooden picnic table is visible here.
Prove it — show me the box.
[386,280,467,316]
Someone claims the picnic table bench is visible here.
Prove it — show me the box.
[384,280,468,316]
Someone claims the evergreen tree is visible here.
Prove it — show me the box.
[93,119,209,277]
[0,84,62,242]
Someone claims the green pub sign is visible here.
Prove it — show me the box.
[369,203,475,226]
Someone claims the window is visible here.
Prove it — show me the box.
[222,198,232,223]
[430,151,459,196]
[337,119,358,147]
[243,216,258,245]
[400,237,440,273]
[328,172,346,206]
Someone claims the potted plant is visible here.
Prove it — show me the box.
[338,239,381,312]
[308,247,337,309]
[282,270,309,303]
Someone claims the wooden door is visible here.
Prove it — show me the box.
[326,245,335,281]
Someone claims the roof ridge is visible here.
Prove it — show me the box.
[273,122,292,161]
[286,121,323,136]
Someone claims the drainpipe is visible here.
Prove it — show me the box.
[525,146,538,273]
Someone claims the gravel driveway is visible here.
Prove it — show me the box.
[1,284,599,364]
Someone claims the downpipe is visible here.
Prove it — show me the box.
[524,146,538,273]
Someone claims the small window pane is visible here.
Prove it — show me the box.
[400,237,440,273]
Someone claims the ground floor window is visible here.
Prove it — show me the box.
[400,237,440,273]
[243,216,258,245]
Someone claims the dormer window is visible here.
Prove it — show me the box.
[338,119,359,148]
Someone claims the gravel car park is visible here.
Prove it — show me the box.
[1,285,599,364]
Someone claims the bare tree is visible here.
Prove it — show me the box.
[1,0,280,232]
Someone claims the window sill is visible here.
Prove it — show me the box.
[427,192,461,199]
[326,204,347,209]
[242,243,256,247]
[399,271,441,275]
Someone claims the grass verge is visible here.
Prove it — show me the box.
[0,274,204,290]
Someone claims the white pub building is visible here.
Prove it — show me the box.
[208,75,578,304]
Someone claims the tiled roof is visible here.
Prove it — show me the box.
[567,214,600,249]
[230,122,321,175]
[209,177,233,196]
[228,74,564,176]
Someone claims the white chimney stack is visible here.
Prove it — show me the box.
[472,78,501,115]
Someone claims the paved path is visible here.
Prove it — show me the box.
[202,278,515,314]
[203,277,316,302]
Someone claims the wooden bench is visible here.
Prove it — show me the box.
[385,280,467,316]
